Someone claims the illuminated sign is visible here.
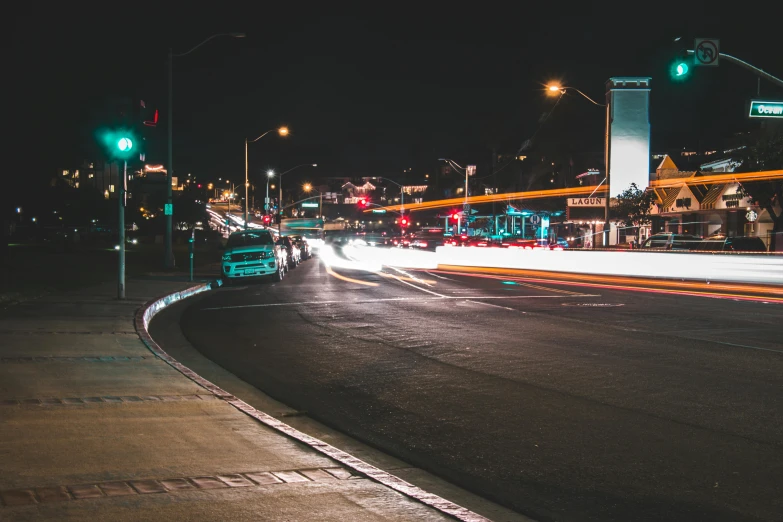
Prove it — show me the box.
[568,197,604,207]
[749,100,783,118]
[301,202,319,208]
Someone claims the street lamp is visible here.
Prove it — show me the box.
[302,183,323,218]
[546,84,605,106]
[245,127,289,229]
[167,32,245,268]
[277,164,318,217]
[265,170,275,215]
[547,83,608,246]
[372,177,405,215]
[438,158,470,233]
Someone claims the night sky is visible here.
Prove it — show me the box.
[8,6,782,198]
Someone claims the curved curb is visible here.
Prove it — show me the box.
[134,282,491,522]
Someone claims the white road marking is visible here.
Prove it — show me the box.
[466,300,519,312]
[201,294,598,311]
[425,271,457,281]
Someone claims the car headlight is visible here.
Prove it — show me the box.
[222,253,232,261]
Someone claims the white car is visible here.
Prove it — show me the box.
[222,230,287,282]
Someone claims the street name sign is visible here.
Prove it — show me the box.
[748,100,783,119]
[301,202,319,208]
[568,197,604,207]
[164,203,173,215]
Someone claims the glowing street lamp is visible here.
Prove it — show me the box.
[245,127,289,228]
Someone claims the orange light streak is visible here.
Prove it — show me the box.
[433,265,783,303]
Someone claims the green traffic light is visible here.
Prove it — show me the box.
[676,63,688,76]
[117,137,133,151]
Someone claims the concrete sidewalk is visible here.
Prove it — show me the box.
[0,276,488,521]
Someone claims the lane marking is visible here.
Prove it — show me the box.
[425,271,457,281]
[466,300,518,312]
[378,272,438,285]
[384,269,448,297]
[325,266,378,287]
[200,294,595,311]
[386,266,438,288]
[677,337,783,355]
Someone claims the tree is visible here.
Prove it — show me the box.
[611,183,656,244]
[739,131,783,250]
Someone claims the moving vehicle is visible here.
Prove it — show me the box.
[277,235,301,268]
[222,230,286,282]
[289,234,313,259]
[280,218,324,249]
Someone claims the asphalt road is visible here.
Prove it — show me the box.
[176,247,783,522]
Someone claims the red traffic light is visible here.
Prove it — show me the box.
[400,217,409,226]
[262,215,271,224]
[358,198,367,207]
[197,184,202,188]
[450,212,460,221]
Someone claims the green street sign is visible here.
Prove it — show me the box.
[371,209,387,213]
[301,202,319,208]
[749,100,783,119]
[164,204,173,215]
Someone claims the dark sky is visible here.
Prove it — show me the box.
[8,5,783,194]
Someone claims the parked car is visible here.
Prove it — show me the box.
[222,229,286,282]
[288,234,312,259]
[277,235,301,268]
[640,233,702,250]
[693,235,767,252]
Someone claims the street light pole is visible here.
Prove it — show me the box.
[277,164,317,217]
[166,47,173,268]
[166,32,245,269]
[245,127,289,229]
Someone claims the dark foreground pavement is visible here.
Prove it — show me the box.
[0,271,507,521]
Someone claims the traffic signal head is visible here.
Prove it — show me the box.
[98,128,139,160]
[451,212,460,221]
[669,50,691,81]
[358,198,367,207]
[400,216,409,226]
[262,215,271,225]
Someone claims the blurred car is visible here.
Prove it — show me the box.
[410,230,448,250]
[277,235,301,268]
[288,234,312,259]
[499,238,537,249]
[222,229,286,282]
[693,235,767,252]
[640,233,702,250]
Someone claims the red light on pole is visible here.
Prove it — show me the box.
[451,212,460,221]
[400,216,409,226]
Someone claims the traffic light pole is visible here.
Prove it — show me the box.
[686,50,783,89]
[118,161,126,300]
[165,48,175,269]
